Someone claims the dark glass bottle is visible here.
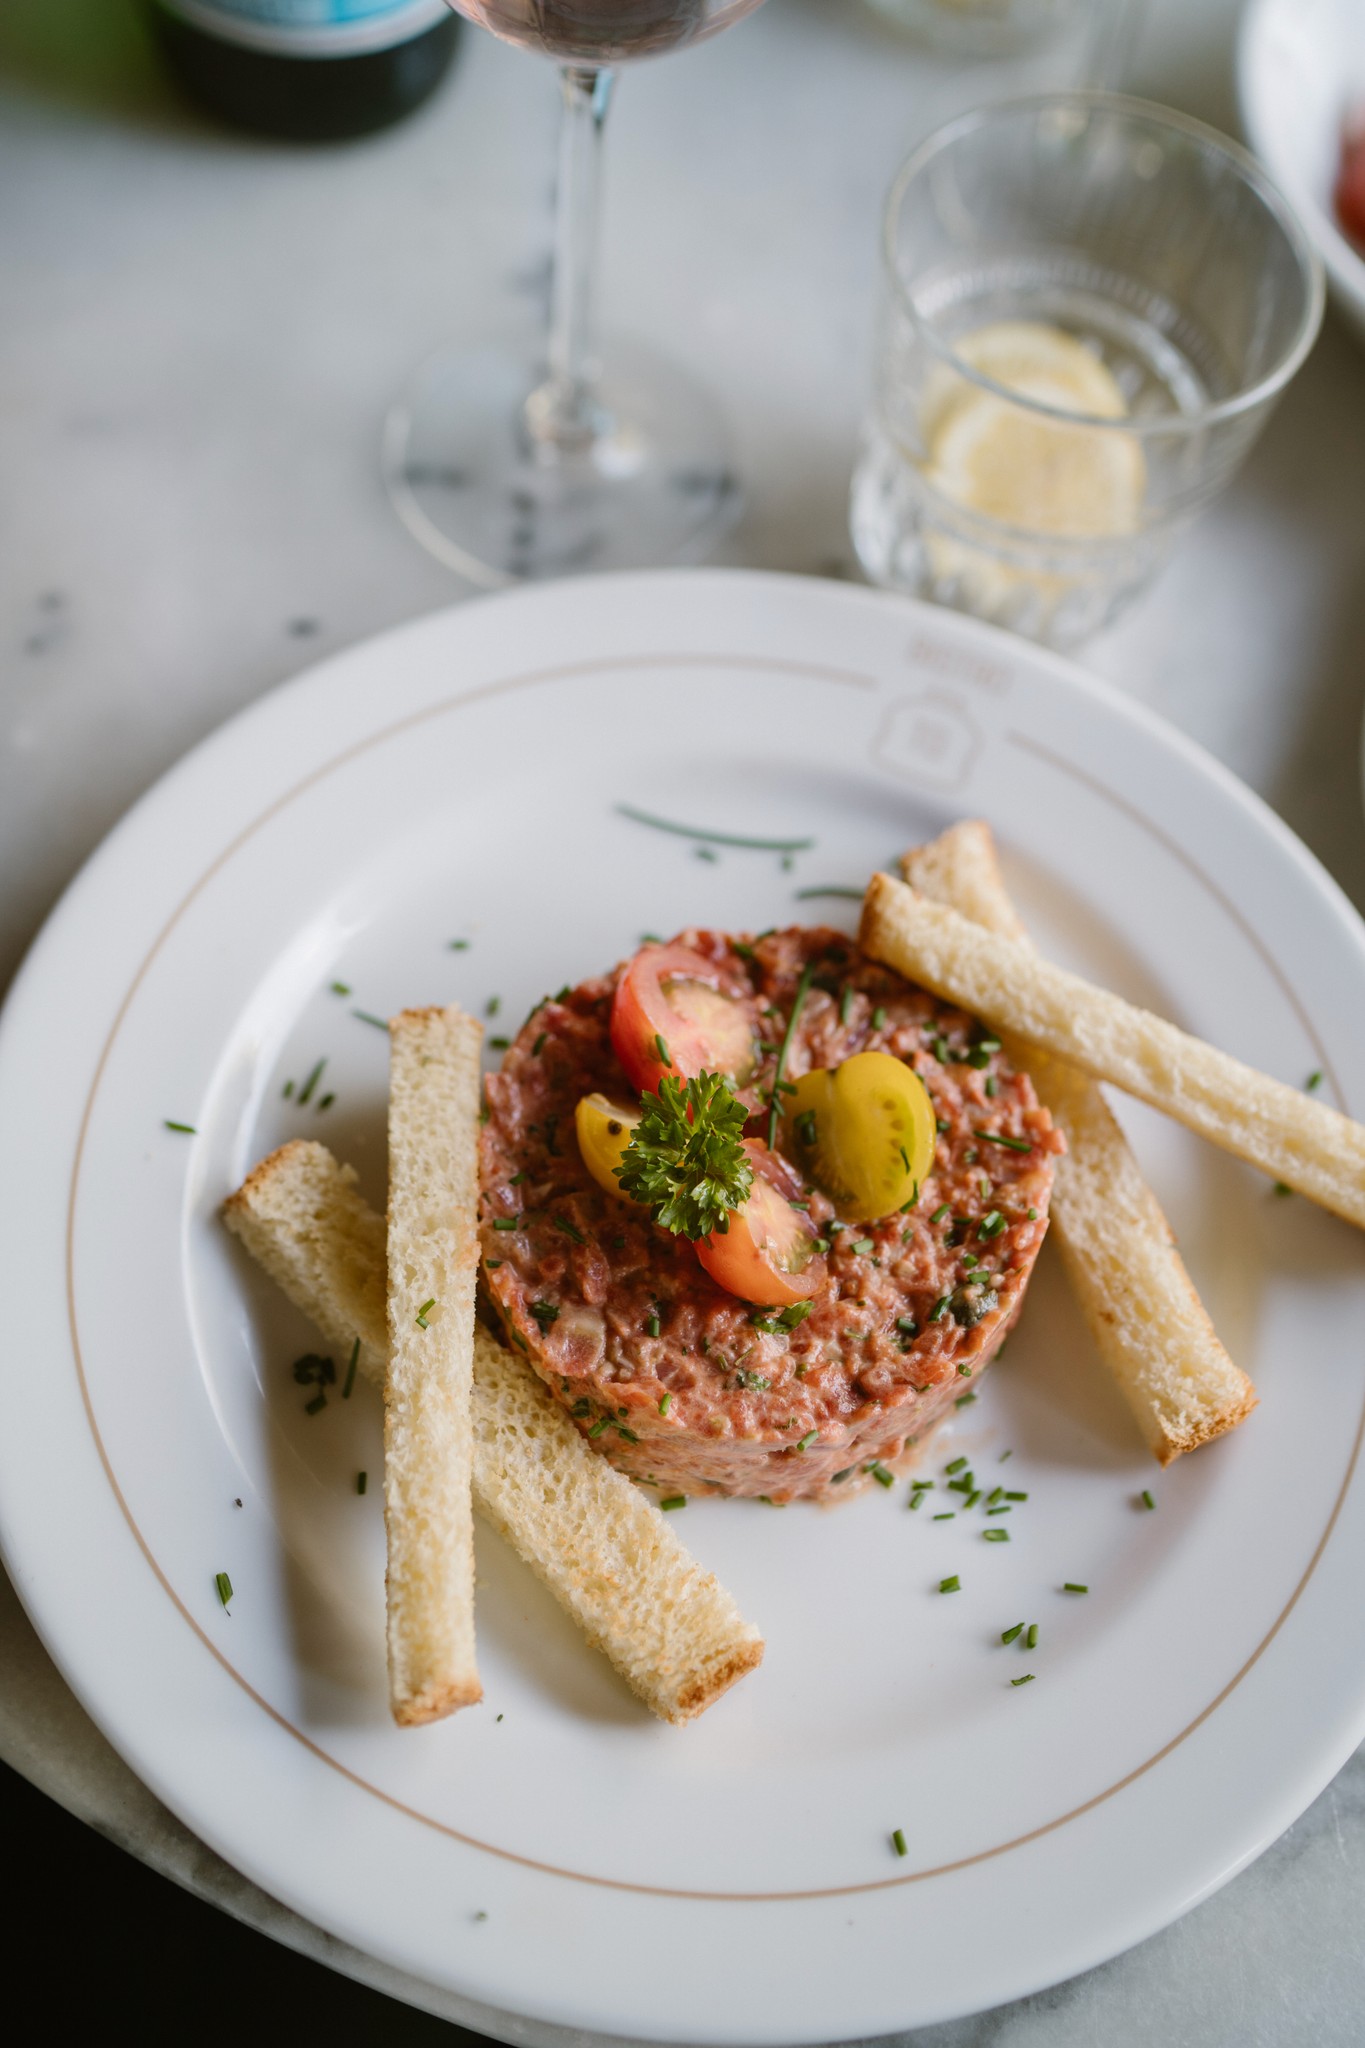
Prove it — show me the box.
[148,2,460,143]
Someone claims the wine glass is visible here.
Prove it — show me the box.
[384,1,767,587]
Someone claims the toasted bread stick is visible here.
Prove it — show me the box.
[861,869,1365,1232]
[384,1006,484,1724]
[904,823,1256,1463]
[223,1140,764,1724]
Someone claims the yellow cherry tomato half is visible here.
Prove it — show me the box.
[696,1140,827,1308]
[785,1050,937,1222]
[574,1092,640,1199]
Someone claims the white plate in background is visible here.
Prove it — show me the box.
[0,570,1363,2040]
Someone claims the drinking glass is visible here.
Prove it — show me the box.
[385,1,766,586]
[850,94,1324,647]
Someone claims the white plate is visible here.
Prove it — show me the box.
[1239,0,1365,349]
[2,570,1364,2042]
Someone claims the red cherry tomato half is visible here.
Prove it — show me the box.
[696,1140,827,1308]
[611,942,756,1096]
[1337,125,1365,249]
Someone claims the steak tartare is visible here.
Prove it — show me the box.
[479,928,1061,1502]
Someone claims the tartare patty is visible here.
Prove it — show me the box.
[479,928,1062,1502]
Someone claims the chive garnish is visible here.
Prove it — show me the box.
[840,985,855,1027]
[872,1006,888,1030]
[356,1471,367,1496]
[985,1076,998,1097]
[215,1571,233,1610]
[615,802,815,854]
[1306,1070,1323,1092]
[891,1828,908,1858]
[645,1315,660,1337]
[909,1491,924,1510]
[1001,1623,1024,1644]
[660,1495,686,1510]
[767,961,815,1147]
[163,1120,196,1134]
[588,1417,610,1438]
[927,1294,950,1322]
[1141,1489,1156,1510]
[352,1009,388,1031]
[282,1080,294,1099]
[979,1211,1006,1239]
[932,1512,955,1520]
[983,1528,1009,1542]
[868,1461,894,1488]
[986,1505,1009,1517]
[530,1301,559,1329]
[977,1131,1032,1152]
[939,1575,960,1593]
[794,885,863,901]
[1026,1622,1038,1649]
[486,995,501,1017]
[1004,1490,1027,1501]
[342,1337,359,1400]
[850,1237,874,1257]
[553,1215,586,1244]
[795,1429,818,1452]
[1011,1674,1035,1687]
[1027,1206,1037,1220]
[415,1298,436,1328]
[492,1217,518,1231]
[330,980,351,996]
[954,1393,977,1407]
[930,1203,950,1224]
[297,1058,326,1106]
[654,1031,672,1069]
[964,1490,981,1510]
[658,1392,672,1416]
[1063,1582,1088,1594]
[531,1031,547,1057]
[489,1036,511,1051]
[449,939,469,951]
[945,1456,967,1475]
[316,1092,335,1111]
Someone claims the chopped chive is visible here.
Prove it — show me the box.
[297,1058,326,1106]
[645,1315,660,1337]
[615,803,814,854]
[977,1131,1032,1153]
[932,1512,955,1520]
[352,1009,388,1031]
[986,1505,1010,1517]
[956,1363,973,1378]
[329,980,351,996]
[492,1216,518,1231]
[163,1120,196,1134]
[912,1478,933,1490]
[930,1203,950,1225]
[840,985,855,1027]
[695,844,718,862]
[999,1450,1013,1462]
[1306,1070,1323,1092]
[939,1575,960,1593]
[867,1461,894,1488]
[282,1079,294,1098]
[850,1237,874,1257]
[945,1456,967,1475]
[660,1495,686,1510]
[954,1393,977,1407]
[964,1489,981,1510]
[928,1294,950,1323]
[587,1416,610,1439]
[448,938,470,951]
[979,1211,1006,1239]
[794,885,863,901]
[531,1031,547,1057]
[529,1301,559,1329]
[654,1031,672,1069]
[1000,1622,1024,1644]
[415,1297,436,1329]
[342,1337,359,1400]
[985,1076,999,1097]
[304,1390,327,1415]
[872,1006,888,1030]
[1004,1490,1027,1501]
[553,1215,586,1244]
[1063,1582,1089,1594]
[983,1527,1009,1542]
[891,1828,908,1858]
[316,1092,335,1111]
[658,1392,672,1416]
[356,1470,367,1496]
[795,1429,818,1452]
[1272,1181,1293,1197]
[1011,1674,1035,1687]
[215,1571,233,1609]
[485,995,501,1017]
[1141,1489,1156,1510]
[1026,1622,1038,1649]
[1027,1206,1037,1220]
[489,1036,511,1051]
[987,1486,1004,1506]
[908,1491,924,1509]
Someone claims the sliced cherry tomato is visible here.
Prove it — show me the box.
[611,942,756,1096]
[574,1092,640,1199]
[696,1139,827,1307]
[785,1050,937,1221]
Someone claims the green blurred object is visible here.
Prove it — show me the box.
[146,1,459,142]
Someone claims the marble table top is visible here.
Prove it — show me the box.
[3,0,1365,2038]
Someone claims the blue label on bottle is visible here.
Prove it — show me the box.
[161,0,449,56]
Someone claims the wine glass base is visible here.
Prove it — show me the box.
[383,335,742,586]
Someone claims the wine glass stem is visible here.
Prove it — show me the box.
[525,64,615,454]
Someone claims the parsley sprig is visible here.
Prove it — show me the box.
[616,1070,752,1241]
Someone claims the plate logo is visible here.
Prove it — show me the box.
[875,691,982,792]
